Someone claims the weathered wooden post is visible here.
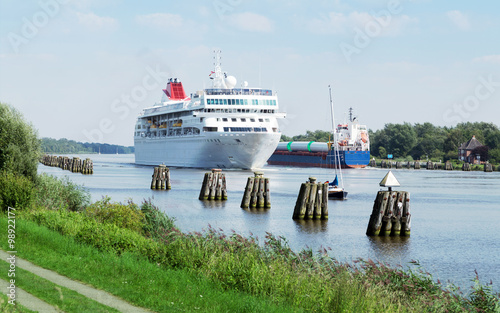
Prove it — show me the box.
[462,162,471,171]
[151,167,159,189]
[369,159,376,167]
[414,161,421,169]
[200,169,226,201]
[241,172,269,208]
[82,158,93,174]
[396,162,402,169]
[445,161,453,170]
[381,160,387,168]
[484,162,493,172]
[150,165,170,190]
[293,177,328,220]
[263,178,271,208]
[292,181,310,219]
[426,161,433,170]
[240,175,254,208]
[306,177,318,220]
[71,157,81,173]
[367,171,411,237]
[321,182,328,219]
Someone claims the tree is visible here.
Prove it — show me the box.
[0,103,41,180]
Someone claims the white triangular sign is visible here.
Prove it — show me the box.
[379,170,400,187]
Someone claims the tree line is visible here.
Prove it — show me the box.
[41,138,135,154]
[281,122,500,163]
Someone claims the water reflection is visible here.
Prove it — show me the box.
[294,219,329,233]
[199,200,227,209]
[367,235,411,262]
[242,207,271,215]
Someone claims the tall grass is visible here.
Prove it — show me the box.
[21,200,500,312]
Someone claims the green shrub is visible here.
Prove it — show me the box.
[0,102,41,180]
[84,197,144,233]
[0,170,34,211]
[33,173,90,211]
[140,199,177,240]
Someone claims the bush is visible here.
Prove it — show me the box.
[84,197,144,233]
[140,199,177,240]
[0,171,34,211]
[0,103,41,180]
[33,173,90,211]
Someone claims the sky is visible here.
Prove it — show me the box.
[1,0,499,146]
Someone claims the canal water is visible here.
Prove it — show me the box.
[38,154,500,292]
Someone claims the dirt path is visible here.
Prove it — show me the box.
[0,250,152,313]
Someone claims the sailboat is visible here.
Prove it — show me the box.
[327,85,348,200]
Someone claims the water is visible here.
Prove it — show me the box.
[38,154,500,292]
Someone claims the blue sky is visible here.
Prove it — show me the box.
[1,0,499,146]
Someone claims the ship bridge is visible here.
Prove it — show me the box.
[204,88,274,96]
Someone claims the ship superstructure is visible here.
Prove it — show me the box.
[134,51,286,169]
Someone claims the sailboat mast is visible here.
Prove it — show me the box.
[328,85,344,190]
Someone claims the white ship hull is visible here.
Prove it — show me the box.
[134,52,285,169]
[135,132,281,169]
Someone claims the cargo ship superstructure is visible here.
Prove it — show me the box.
[267,108,370,168]
[134,52,286,169]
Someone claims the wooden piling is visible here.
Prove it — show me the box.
[321,182,328,219]
[484,163,493,172]
[396,162,402,169]
[41,154,94,175]
[241,172,270,209]
[293,177,328,220]
[426,161,433,170]
[293,182,310,219]
[414,162,421,169]
[367,190,410,237]
[462,163,471,171]
[240,176,254,208]
[381,160,387,168]
[445,161,453,170]
[151,165,170,190]
[381,191,397,236]
[369,159,376,167]
[264,178,271,208]
[402,192,411,236]
[199,169,226,201]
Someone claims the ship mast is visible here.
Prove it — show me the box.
[329,85,344,190]
[211,50,227,89]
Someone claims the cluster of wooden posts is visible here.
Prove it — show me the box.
[40,155,93,174]
[198,169,227,200]
[240,172,271,209]
[366,191,411,237]
[370,160,497,172]
[150,165,171,190]
[292,177,329,220]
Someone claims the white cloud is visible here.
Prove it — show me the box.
[473,55,500,64]
[305,11,417,36]
[226,12,274,33]
[446,10,470,30]
[76,12,118,32]
[135,13,184,29]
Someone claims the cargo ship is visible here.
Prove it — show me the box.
[267,108,370,168]
[134,51,286,169]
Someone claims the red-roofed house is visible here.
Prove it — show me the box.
[458,135,486,164]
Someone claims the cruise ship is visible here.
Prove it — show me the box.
[267,108,370,168]
[134,52,286,169]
